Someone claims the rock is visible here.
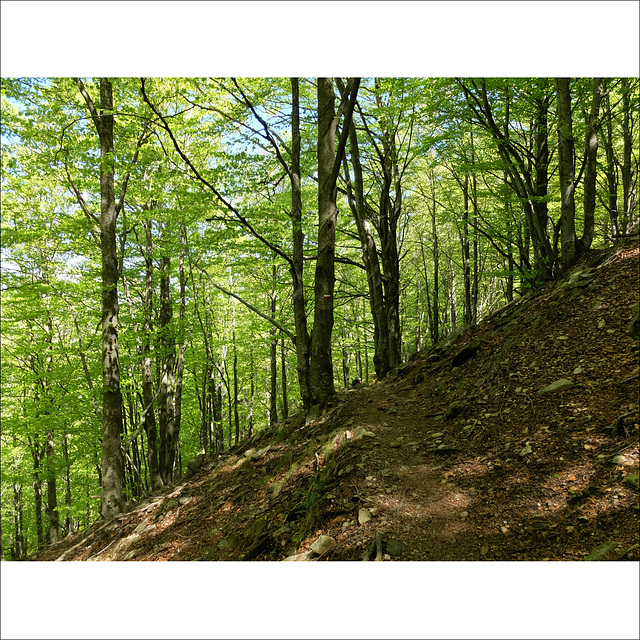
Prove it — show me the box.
[250,445,271,461]
[310,535,335,556]
[450,339,483,368]
[445,401,467,420]
[186,454,207,473]
[283,551,315,561]
[584,541,625,561]
[538,379,574,395]
[358,508,372,525]
[386,539,405,556]
[352,426,377,440]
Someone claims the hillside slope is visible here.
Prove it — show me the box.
[34,240,639,562]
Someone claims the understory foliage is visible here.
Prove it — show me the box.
[1,77,638,557]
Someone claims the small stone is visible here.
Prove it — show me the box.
[584,541,625,561]
[389,441,402,448]
[283,551,315,561]
[573,367,583,375]
[538,379,574,395]
[310,535,335,555]
[612,455,627,465]
[352,426,377,440]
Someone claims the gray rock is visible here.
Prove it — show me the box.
[283,551,316,561]
[538,379,574,395]
[352,426,377,440]
[446,401,467,420]
[250,445,271,461]
[186,454,207,472]
[584,541,625,561]
[310,535,335,555]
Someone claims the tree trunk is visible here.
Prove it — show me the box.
[343,113,390,380]
[174,224,187,463]
[269,263,278,426]
[158,251,176,483]
[556,77,578,268]
[141,220,162,490]
[63,434,74,536]
[430,171,440,343]
[46,430,59,545]
[280,336,288,420]
[620,79,636,232]
[12,480,26,559]
[289,78,312,410]
[309,77,340,406]
[582,78,604,252]
[75,77,124,517]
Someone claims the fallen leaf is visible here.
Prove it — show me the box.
[480,544,489,555]
[567,474,577,482]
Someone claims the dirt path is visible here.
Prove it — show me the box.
[34,241,639,563]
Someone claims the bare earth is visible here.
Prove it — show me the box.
[34,241,639,564]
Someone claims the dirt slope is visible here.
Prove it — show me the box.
[34,240,639,562]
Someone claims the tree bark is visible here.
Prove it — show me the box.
[158,251,176,483]
[582,78,604,252]
[309,78,340,406]
[142,218,163,490]
[289,78,312,410]
[75,77,125,517]
[342,108,390,380]
[556,77,578,268]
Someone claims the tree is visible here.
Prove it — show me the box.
[74,77,126,518]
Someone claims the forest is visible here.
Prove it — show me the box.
[1,75,639,560]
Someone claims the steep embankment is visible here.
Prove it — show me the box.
[34,240,639,562]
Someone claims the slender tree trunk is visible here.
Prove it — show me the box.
[174,224,187,462]
[158,252,176,483]
[62,434,74,536]
[430,172,440,343]
[75,77,124,517]
[289,78,312,410]
[280,337,288,420]
[269,263,278,426]
[12,479,26,559]
[343,113,390,379]
[30,435,45,551]
[141,220,162,490]
[46,430,59,545]
[582,78,604,252]
[620,79,636,232]
[556,77,578,268]
[248,347,255,438]
[603,90,620,237]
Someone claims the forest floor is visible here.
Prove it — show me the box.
[35,239,639,563]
